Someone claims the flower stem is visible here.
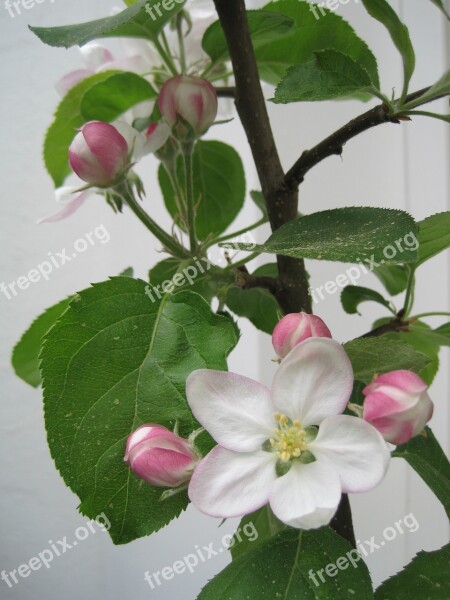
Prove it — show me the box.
[205,218,267,249]
[153,37,178,76]
[402,265,416,317]
[412,312,450,320]
[176,15,187,75]
[182,143,197,253]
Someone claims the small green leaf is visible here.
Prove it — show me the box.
[202,10,294,64]
[393,427,450,519]
[403,69,450,110]
[255,0,379,87]
[376,543,450,599]
[44,71,116,187]
[12,298,72,388]
[274,50,374,103]
[341,285,392,315]
[230,506,286,561]
[373,264,408,296]
[434,322,450,345]
[159,141,246,240]
[343,337,431,383]
[30,0,185,48]
[227,207,418,265]
[226,264,280,334]
[199,528,374,600]
[416,212,450,266]
[40,278,237,544]
[81,72,157,122]
[428,0,450,20]
[361,0,415,98]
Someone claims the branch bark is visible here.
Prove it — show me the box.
[212,0,311,315]
[285,86,448,189]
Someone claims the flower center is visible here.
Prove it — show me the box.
[270,412,309,462]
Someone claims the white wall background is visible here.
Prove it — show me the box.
[0,1,448,598]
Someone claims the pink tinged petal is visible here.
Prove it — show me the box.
[309,415,390,493]
[37,190,91,223]
[125,423,173,460]
[80,122,129,181]
[269,460,341,530]
[188,446,277,518]
[158,76,181,126]
[186,370,275,452]
[112,121,146,160]
[271,338,354,427]
[143,122,170,155]
[80,43,114,70]
[272,313,332,359]
[98,55,150,75]
[55,69,94,96]
[367,370,428,396]
[129,445,195,487]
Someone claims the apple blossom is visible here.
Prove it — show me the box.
[69,121,130,186]
[362,370,434,445]
[125,424,199,488]
[186,338,390,530]
[158,75,218,140]
[37,186,94,224]
[272,312,332,359]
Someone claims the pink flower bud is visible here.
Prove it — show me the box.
[125,424,199,487]
[363,371,434,445]
[272,312,332,359]
[69,122,129,186]
[158,75,218,139]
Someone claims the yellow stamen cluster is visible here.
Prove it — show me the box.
[270,412,308,462]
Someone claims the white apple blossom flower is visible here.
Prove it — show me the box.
[186,338,390,530]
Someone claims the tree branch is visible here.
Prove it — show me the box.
[212,0,311,314]
[235,266,281,295]
[215,86,236,98]
[285,86,449,189]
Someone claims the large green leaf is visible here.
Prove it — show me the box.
[226,264,280,334]
[12,298,71,388]
[416,212,450,266]
[81,72,157,122]
[44,71,117,187]
[228,208,418,264]
[230,506,286,561]
[199,528,374,599]
[376,543,450,599]
[341,285,392,315]
[30,0,185,48]
[159,141,246,240]
[393,427,450,519]
[148,257,217,303]
[253,0,379,86]
[343,337,430,383]
[274,50,374,103]
[202,10,294,64]
[40,277,237,544]
[361,0,415,97]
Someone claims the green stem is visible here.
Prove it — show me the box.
[226,251,260,269]
[153,37,178,76]
[121,185,188,258]
[164,164,187,227]
[182,144,197,253]
[402,265,416,317]
[176,15,187,75]
[205,218,267,249]
[412,312,450,320]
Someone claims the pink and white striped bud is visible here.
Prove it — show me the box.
[125,424,199,487]
[158,75,218,140]
[363,371,434,445]
[272,312,332,359]
[69,121,130,186]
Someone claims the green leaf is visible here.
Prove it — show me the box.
[341,285,392,315]
[403,69,450,109]
[230,506,286,561]
[395,322,440,385]
[274,50,374,103]
[148,258,217,303]
[254,0,379,87]
[361,0,415,97]
[434,322,450,345]
[343,337,431,383]
[44,71,116,187]
[30,0,186,48]
[226,264,281,334]
[199,528,374,600]
[227,207,418,264]
[202,10,294,64]
[40,277,237,544]
[428,0,450,20]
[159,141,246,240]
[12,298,72,388]
[376,543,450,599]
[393,428,450,520]
[416,212,450,266]
[81,72,157,122]
[373,264,408,296]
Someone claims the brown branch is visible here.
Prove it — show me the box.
[215,86,236,98]
[212,0,311,314]
[359,316,411,339]
[235,266,281,295]
[285,86,449,189]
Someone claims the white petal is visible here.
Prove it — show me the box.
[37,190,91,223]
[310,415,390,493]
[271,338,354,426]
[186,370,275,452]
[189,446,277,518]
[112,121,146,160]
[269,460,341,530]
